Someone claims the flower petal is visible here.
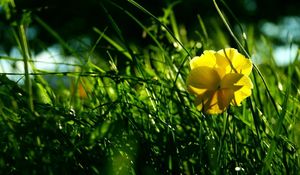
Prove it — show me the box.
[203,91,225,114]
[217,88,235,110]
[231,54,252,76]
[216,48,252,76]
[187,66,221,94]
[220,73,244,89]
[194,90,231,114]
[190,50,217,70]
[215,51,230,69]
[188,87,207,97]
[187,48,254,114]
[232,76,253,105]
[234,74,253,89]
[220,73,253,105]
[194,90,212,110]
[232,86,252,105]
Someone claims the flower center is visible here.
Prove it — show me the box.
[216,82,222,90]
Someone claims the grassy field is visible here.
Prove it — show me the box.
[0,0,300,174]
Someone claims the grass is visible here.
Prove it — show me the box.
[0,0,300,174]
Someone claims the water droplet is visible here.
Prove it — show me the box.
[278,82,283,91]
[167,125,173,130]
[69,108,76,116]
[196,42,202,48]
[173,42,179,48]
[235,167,244,171]
[243,32,247,40]
[151,118,155,125]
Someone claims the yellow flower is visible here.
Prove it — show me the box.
[187,48,253,114]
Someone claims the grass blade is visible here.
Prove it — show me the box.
[18,24,34,111]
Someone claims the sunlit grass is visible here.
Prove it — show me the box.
[0,0,300,174]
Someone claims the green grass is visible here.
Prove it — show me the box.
[0,0,300,174]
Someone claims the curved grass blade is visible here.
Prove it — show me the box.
[212,0,280,118]
[93,28,132,60]
[127,0,190,57]
[18,25,34,111]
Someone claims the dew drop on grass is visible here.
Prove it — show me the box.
[58,123,62,130]
[278,82,283,91]
[151,118,155,125]
[67,120,74,125]
[196,42,202,48]
[173,42,179,48]
[69,108,76,116]
[167,124,175,131]
[243,32,247,40]
[235,166,244,171]
[155,127,160,133]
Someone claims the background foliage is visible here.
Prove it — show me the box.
[0,0,300,174]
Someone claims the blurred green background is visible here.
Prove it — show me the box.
[1,0,300,66]
[1,0,300,174]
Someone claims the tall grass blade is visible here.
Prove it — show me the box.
[127,0,191,57]
[197,14,208,42]
[34,16,79,58]
[107,1,164,52]
[212,0,280,118]
[262,72,291,173]
[93,27,132,60]
[18,24,34,111]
